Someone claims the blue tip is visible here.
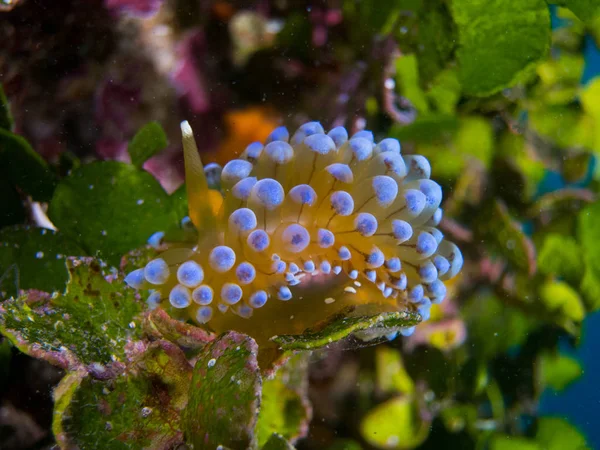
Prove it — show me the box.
[229,208,258,232]
[399,326,416,337]
[147,231,165,249]
[236,262,256,284]
[289,184,317,206]
[147,291,161,310]
[404,189,427,216]
[282,224,310,253]
[247,229,270,252]
[304,133,336,155]
[416,232,438,257]
[125,268,145,289]
[366,247,385,268]
[289,263,300,274]
[252,178,284,210]
[321,261,332,274]
[177,260,204,288]
[222,159,253,184]
[408,284,424,303]
[349,269,358,279]
[365,270,377,282]
[144,258,170,285]
[277,286,293,301]
[209,246,236,272]
[326,163,354,183]
[352,130,374,142]
[391,273,407,290]
[303,260,316,272]
[338,246,351,260]
[433,255,450,276]
[377,138,401,153]
[243,142,264,161]
[232,177,258,200]
[196,306,213,323]
[192,285,214,305]
[291,121,324,145]
[385,257,401,272]
[419,180,443,208]
[169,285,192,309]
[428,279,447,303]
[330,191,354,216]
[249,290,268,308]
[333,265,342,275]
[349,137,373,161]
[317,228,335,248]
[265,140,294,164]
[221,283,243,305]
[418,261,438,283]
[327,126,348,147]
[379,152,406,176]
[355,213,378,237]
[392,220,413,243]
[266,126,290,143]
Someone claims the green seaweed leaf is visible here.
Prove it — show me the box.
[537,234,583,285]
[48,161,184,266]
[256,354,311,447]
[451,0,551,96]
[271,308,421,351]
[0,257,143,373]
[183,331,261,450]
[535,417,590,449]
[360,396,430,449]
[536,351,583,392]
[0,226,85,298]
[128,122,168,169]
[0,129,57,202]
[549,0,600,23]
[55,340,191,449]
[262,433,296,450]
[0,84,13,131]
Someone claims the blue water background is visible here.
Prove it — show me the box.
[538,8,600,448]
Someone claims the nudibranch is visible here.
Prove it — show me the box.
[125,121,463,343]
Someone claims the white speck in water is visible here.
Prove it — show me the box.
[324,297,335,304]
[41,229,47,235]
[290,315,295,320]
[128,321,136,329]
[89,184,94,190]
[384,78,395,90]
[506,239,515,250]
[137,199,144,205]
[387,436,400,446]
[140,407,153,418]
[35,251,44,259]
[208,358,216,368]
[101,230,107,236]
[56,254,63,259]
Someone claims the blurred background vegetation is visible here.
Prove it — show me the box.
[1,0,600,449]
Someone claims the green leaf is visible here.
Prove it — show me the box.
[549,0,600,23]
[395,54,429,113]
[426,68,462,114]
[375,346,415,395]
[360,396,429,449]
[262,433,296,450]
[537,234,584,285]
[537,351,583,392]
[0,178,25,228]
[0,129,57,202]
[48,161,184,266]
[463,294,533,360]
[0,226,84,298]
[270,308,421,351]
[477,199,536,275]
[55,341,191,449]
[0,84,13,131]
[128,122,168,169]
[451,0,551,96]
[490,435,540,450]
[256,354,311,447]
[327,440,363,450]
[535,417,590,449]
[540,280,585,322]
[0,257,143,372]
[183,331,261,450]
